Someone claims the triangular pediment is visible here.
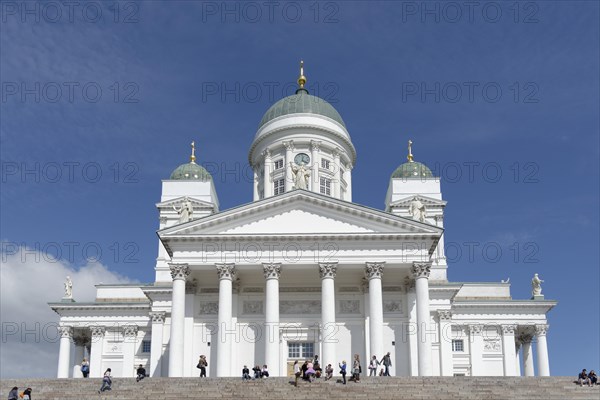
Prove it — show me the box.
[388,194,447,208]
[159,190,442,237]
[156,196,216,210]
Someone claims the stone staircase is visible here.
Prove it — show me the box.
[1,377,598,400]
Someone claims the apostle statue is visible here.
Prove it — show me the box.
[64,276,73,298]
[531,273,544,296]
[408,197,426,222]
[290,162,310,190]
[173,196,194,223]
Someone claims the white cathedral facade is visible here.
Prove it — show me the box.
[50,66,556,379]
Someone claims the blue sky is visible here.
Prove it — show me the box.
[1,1,598,377]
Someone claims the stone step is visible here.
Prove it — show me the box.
[1,377,597,400]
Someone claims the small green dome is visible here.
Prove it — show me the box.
[169,162,212,181]
[259,91,346,129]
[391,161,434,179]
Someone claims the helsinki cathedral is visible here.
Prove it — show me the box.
[50,63,556,379]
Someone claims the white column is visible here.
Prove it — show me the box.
[319,262,337,369]
[365,262,385,360]
[468,325,484,376]
[345,165,353,202]
[89,327,105,378]
[501,325,518,376]
[412,262,433,376]
[333,148,341,198]
[437,311,453,376]
[122,326,138,377]
[283,141,294,192]
[149,312,166,377]
[216,263,236,377]
[520,333,535,376]
[72,335,86,378]
[263,263,281,376]
[263,149,272,198]
[405,278,418,376]
[253,168,259,201]
[57,326,72,378]
[515,341,522,376]
[168,263,190,377]
[310,140,321,193]
[535,324,550,376]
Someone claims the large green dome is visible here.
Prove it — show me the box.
[258,92,346,129]
[391,161,434,179]
[169,162,212,181]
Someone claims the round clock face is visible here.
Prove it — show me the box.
[294,153,310,165]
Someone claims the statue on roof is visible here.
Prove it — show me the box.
[64,276,73,298]
[173,196,194,223]
[531,273,544,297]
[408,196,426,222]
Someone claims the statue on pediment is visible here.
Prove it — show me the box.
[408,197,426,222]
[64,276,73,298]
[173,196,194,223]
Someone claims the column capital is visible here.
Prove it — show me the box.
[518,333,534,344]
[58,326,73,338]
[434,215,444,222]
[123,325,138,337]
[437,310,452,321]
[535,324,549,336]
[90,326,105,337]
[502,324,518,335]
[169,263,190,281]
[216,263,236,280]
[262,148,271,159]
[283,140,295,151]
[310,140,321,152]
[319,262,338,279]
[365,262,385,279]
[411,262,431,279]
[263,263,282,280]
[332,147,341,158]
[467,324,483,335]
[150,312,166,323]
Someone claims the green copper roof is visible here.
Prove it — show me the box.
[169,162,212,181]
[391,161,434,179]
[259,92,346,128]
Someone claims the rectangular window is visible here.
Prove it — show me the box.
[274,159,284,170]
[320,177,331,196]
[142,340,151,353]
[274,178,285,195]
[288,342,315,359]
[452,339,464,352]
[321,158,330,170]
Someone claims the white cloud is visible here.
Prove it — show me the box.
[0,245,136,378]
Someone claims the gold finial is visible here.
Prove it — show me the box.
[190,140,196,163]
[407,139,414,162]
[297,60,307,89]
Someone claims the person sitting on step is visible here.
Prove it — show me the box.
[578,369,591,386]
[252,365,261,379]
[324,364,333,381]
[261,364,269,378]
[242,365,251,381]
[136,364,147,382]
[589,370,598,385]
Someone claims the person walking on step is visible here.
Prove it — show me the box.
[380,352,392,376]
[197,355,208,378]
[136,364,147,382]
[339,360,347,384]
[98,368,112,393]
[368,355,380,377]
[8,387,18,400]
[81,358,90,378]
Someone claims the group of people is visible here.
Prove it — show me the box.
[578,369,598,386]
[242,365,270,380]
[7,387,32,400]
[291,355,335,386]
